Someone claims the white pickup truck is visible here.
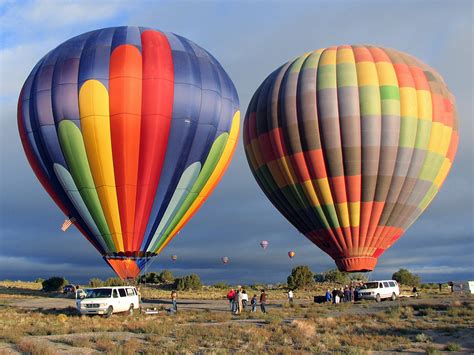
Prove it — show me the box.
[76,286,140,317]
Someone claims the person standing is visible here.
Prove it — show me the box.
[241,290,248,310]
[260,289,267,313]
[235,289,243,315]
[325,289,332,303]
[288,290,294,305]
[332,288,338,304]
[227,288,235,312]
[251,294,257,312]
[171,290,178,312]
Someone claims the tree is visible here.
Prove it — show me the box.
[175,274,202,291]
[392,269,421,286]
[158,270,174,284]
[89,278,103,287]
[321,269,350,284]
[42,277,68,292]
[287,265,314,289]
[104,277,125,286]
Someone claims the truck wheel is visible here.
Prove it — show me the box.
[391,293,397,301]
[128,304,134,315]
[104,306,113,318]
[375,294,381,302]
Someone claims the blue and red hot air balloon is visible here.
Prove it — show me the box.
[18,26,239,279]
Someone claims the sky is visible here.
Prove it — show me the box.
[0,0,472,285]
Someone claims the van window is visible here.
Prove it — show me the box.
[379,283,384,288]
[383,282,390,288]
[389,281,396,287]
[126,288,134,296]
[118,288,126,297]
[113,289,119,298]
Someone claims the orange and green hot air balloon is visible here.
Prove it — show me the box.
[243,45,458,272]
[18,26,239,279]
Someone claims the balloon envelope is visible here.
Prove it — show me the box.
[260,240,269,249]
[288,251,295,259]
[171,255,178,262]
[243,45,458,272]
[18,26,239,279]
[221,257,229,264]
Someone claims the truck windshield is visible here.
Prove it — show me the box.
[362,282,378,289]
[85,289,112,298]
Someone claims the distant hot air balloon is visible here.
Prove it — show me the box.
[288,251,295,259]
[260,240,269,250]
[171,255,178,262]
[244,45,458,272]
[221,256,229,264]
[18,26,240,279]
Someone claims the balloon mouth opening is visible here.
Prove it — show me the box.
[335,257,377,272]
[104,252,157,260]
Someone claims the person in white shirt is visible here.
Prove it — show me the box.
[241,289,249,309]
[288,290,294,305]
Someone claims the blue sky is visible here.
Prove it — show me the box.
[0,0,472,284]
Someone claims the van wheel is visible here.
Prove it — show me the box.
[391,293,397,301]
[128,304,134,315]
[104,306,113,318]
[375,294,381,302]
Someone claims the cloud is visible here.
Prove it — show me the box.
[0,0,472,285]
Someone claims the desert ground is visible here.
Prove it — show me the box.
[0,281,472,354]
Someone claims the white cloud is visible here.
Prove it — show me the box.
[1,0,128,30]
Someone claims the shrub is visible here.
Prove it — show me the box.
[89,278,104,287]
[175,274,202,291]
[213,282,228,289]
[140,272,160,284]
[287,265,314,289]
[445,342,461,351]
[42,277,68,292]
[104,277,125,286]
[392,268,421,286]
[415,333,431,343]
[34,278,44,284]
[158,270,174,283]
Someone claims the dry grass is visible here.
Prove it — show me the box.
[0,280,472,353]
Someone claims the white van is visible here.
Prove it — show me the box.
[76,286,140,317]
[356,280,400,302]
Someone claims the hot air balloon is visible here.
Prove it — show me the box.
[221,256,229,264]
[18,26,240,279]
[288,251,295,259]
[260,240,269,250]
[171,255,178,262]
[243,45,458,272]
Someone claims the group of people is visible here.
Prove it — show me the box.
[325,285,356,304]
[227,287,267,314]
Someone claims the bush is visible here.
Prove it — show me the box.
[42,277,68,292]
[140,272,160,284]
[287,265,314,289]
[34,278,44,284]
[158,270,174,283]
[392,269,421,286]
[213,282,229,289]
[104,277,125,286]
[89,278,104,287]
[445,342,461,351]
[175,274,202,291]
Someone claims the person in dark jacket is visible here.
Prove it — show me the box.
[260,290,267,313]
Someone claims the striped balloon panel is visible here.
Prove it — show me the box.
[243,45,457,268]
[18,27,239,278]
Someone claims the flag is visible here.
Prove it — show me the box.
[61,217,76,232]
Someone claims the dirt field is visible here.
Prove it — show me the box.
[0,281,472,354]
